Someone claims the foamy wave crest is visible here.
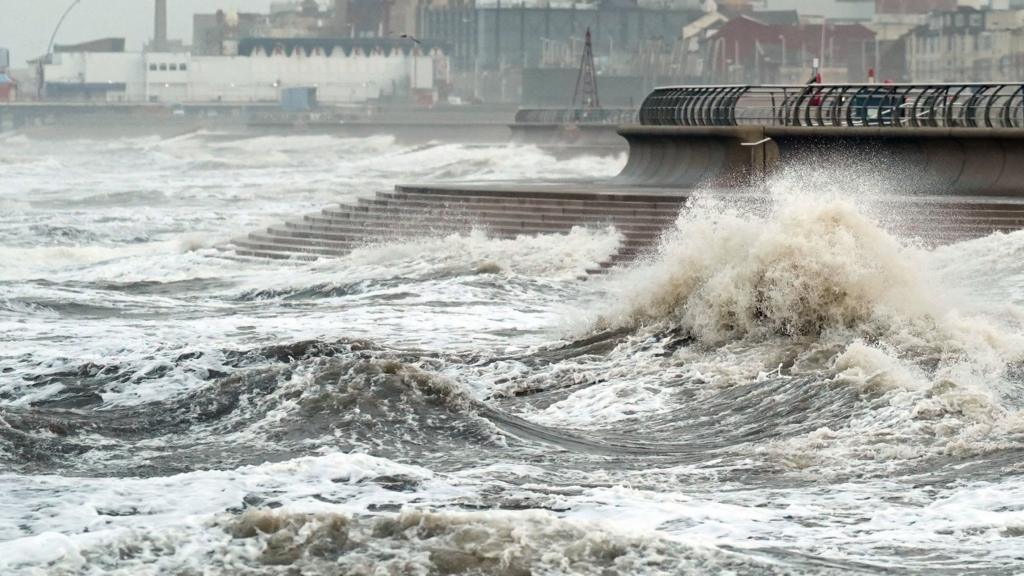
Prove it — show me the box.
[21,505,774,575]
[583,192,1024,465]
[598,195,931,343]
[346,226,622,279]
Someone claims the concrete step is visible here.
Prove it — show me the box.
[249,232,364,251]
[303,213,673,235]
[359,195,686,218]
[380,190,688,211]
[339,203,681,225]
[231,239,347,258]
[274,223,655,248]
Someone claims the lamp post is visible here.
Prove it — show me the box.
[39,0,84,99]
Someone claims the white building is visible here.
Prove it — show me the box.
[906,7,1024,81]
[43,38,446,104]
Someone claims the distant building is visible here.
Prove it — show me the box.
[419,2,703,71]
[333,0,418,37]
[38,38,135,101]
[193,11,272,56]
[701,14,876,83]
[872,0,955,41]
[0,48,9,72]
[906,6,1024,81]
[54,38,127,53]
[42,37,449,105]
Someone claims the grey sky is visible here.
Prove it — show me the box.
[0,0,274,67]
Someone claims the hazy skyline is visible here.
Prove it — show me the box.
[0,0,275,67]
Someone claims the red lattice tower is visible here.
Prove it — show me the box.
[572,28,600,109]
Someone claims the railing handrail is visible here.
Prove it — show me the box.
[639,83,1024,129]
[653,82,1024,90]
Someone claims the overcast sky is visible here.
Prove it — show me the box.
[0,0,275,67]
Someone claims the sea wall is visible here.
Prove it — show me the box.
[615,125,1024,195]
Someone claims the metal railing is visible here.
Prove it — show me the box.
[515,107,638,125]
[639,84,1024,129]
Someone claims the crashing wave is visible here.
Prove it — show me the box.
[597,195,931,344]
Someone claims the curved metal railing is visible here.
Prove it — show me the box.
[639,84,1024,129]
[514,108,638,125]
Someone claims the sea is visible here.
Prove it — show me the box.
[1,130,1023,575]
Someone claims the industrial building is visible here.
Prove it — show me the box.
[42,37,446,104]
[37,0,449,105]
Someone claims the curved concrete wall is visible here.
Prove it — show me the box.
[614,125,1024,195]
[613,126,767,188]
[767,127,1024,196]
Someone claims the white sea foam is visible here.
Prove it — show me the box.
[5,132,1024,574]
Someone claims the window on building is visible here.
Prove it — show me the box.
[179,63,188,71]
[149,63,157,71]
[159,63,168,71]
[169,63,178,71]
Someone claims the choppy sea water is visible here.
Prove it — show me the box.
[2,130,1023,575]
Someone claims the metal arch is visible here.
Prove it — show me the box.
[965,84,992,128]
[656,88,675,125]
[698,86,719,126]
[696,86,721,126]
[705,86,726,126]
[801,87,814,126]
[666,87,684,126]
[865,85,888,127]
[922,85,946,127]
[890,86,915,128]
[814,86,839,127]
[727,85,750,126]
[909,85,932,128]
[654,88,674,126]
[661,88,676,125]
[777,87,794,125]
[844,86,869,127]
[713,86,743,126]
[792,85,814,126]
[683,87,701,127]
[945,85,971,127]
[675,87,693,126]
[984,84,1006,128]
[778,88,794,125]
[827,86,849,127]
[1002,84,1024,129]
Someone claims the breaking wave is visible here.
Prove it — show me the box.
[561,191,1024,472]
[598,194,934,343]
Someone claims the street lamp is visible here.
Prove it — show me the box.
[39,0,84,99]
[47,0,84,59]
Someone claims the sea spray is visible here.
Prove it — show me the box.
[597,194,931,343]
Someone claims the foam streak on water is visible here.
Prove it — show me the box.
[2,132,1023,575]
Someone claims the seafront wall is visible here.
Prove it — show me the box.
[615,125,1024,195]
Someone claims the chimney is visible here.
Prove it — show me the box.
[154,0,168,51]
